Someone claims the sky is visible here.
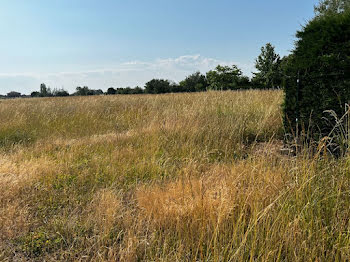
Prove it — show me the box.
[0,0,319,94]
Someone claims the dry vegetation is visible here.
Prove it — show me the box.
[1,90,350,261]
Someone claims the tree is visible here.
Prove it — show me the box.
[53,88,69,97]
[106,87,116,95]
[131,86,144,94]
[283,10,350,144]
[145,79,171,94]
[31,91,41,97]
[315,0,350,16]
[86,89,103,96]
[116,88,127,94]
[237,76,251,89]
[253,43,282,89]
[179,72,208,92]
[75,86,89,96]
[38,83,53,97]
[121,87,132,94]
[40,83,48,96]
[206,65,243,90]
[7,91,21,98]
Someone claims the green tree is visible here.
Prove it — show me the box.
[206,65,242,90]
[87,89,103,96]
[145,79,171,94]
[253,43,282,89]
[74,86,102,96]
[53,88,69,97]
[31,91,41,97]
[236,76,251,89]
[179,72,208,92]
[315,0,350,15]
[283,10,350,144]
[40,83,48,96]
[106,87,116,95]
[131,86,144,94]
[39,83,53,97]
[7,91,21,98]
[75,86,89,96]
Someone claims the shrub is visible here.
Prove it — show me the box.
[74,86,103,96]
[253,43,282,89]
[145,79,171,94]
[31,91,41,97]
[7,91,21,98]
[106,87,117,95]
[206,65,243,90]
[53,89,70,97]
[283,11,350,140]
[131,86,144,94]
[179,72,208,92]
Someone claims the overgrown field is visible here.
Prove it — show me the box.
[1,90,350,261]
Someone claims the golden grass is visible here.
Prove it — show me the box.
[136,161,285,229]
[1,90,350,261]
[87,189,122,234]
[0,156,58,240]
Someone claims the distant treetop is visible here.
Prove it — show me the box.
[314,0,350,16]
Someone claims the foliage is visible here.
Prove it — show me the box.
[132,86,144,94]
[236,75,251,87]
[106,87,116,95]
[74,86,89,96]
[31,91,41,97]
[315,0,350,15]
[144,79,172,94]
[40,83,51,97]
[6,91,21,98]
[283,10,350,140]
[30,85,69,97]
[74,86,103,96]
[206,65,245,90]
[53,89,69,97]
[2,64,257,98]
[179,72,208,92]
[253,43,282,88]
[3,62,260,98]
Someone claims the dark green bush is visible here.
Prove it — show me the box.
[284,11,350,139]
[179,72,208,92]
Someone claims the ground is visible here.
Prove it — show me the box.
[1,90,350,261]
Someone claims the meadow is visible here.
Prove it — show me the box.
[1,90,350,261]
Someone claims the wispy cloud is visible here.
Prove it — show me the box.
[0,55,254,94]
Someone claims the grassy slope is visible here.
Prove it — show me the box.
[1,90,350,261]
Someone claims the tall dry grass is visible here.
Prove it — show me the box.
[1,90,349,261]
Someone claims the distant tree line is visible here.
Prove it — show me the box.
[30,84,70,97]
[1,41,286,98]
[4,0,341,99]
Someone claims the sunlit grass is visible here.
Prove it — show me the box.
[1,90,350,261]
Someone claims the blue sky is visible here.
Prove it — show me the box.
[0,0,318,94]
